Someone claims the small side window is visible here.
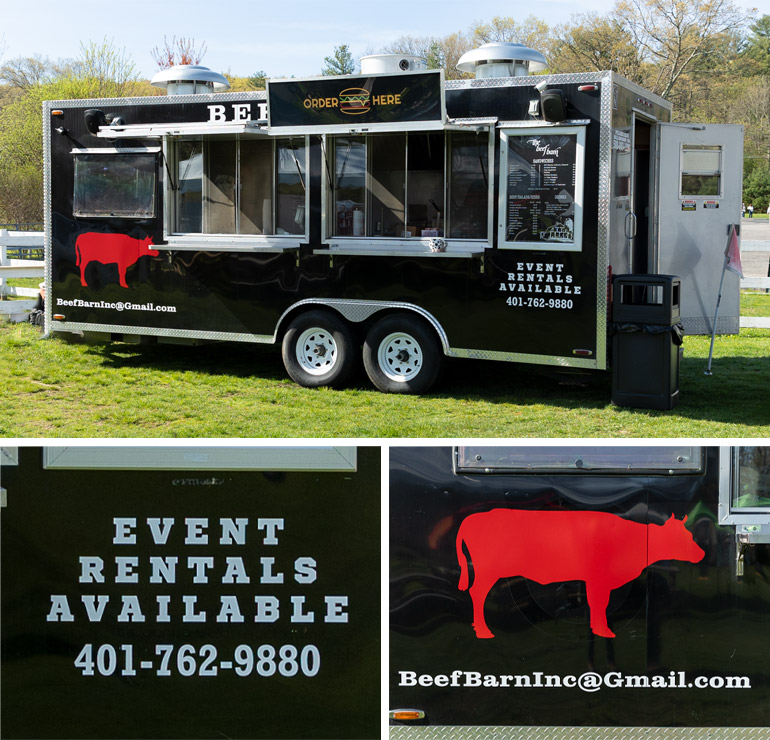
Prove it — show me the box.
[73,152,157,218]
[718,447,770,544]
[732,447,770,510]
[680,145,721,197]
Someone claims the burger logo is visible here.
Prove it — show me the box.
[339,87,371,115]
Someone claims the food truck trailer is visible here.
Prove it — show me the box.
[389,445,770,738]
[42,45,743,396]
[0,445,380,739]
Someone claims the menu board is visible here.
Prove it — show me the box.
[500,127,585,251]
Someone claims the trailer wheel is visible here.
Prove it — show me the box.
[363,315,442,394]
[282,310,355,388]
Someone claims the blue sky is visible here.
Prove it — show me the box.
[2,0,768,80]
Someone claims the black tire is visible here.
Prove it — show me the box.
[281,310,356,388]
[362,314,442,394]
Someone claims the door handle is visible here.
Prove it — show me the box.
[624,211,638,239]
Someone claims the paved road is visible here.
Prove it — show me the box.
[740,217,769,278]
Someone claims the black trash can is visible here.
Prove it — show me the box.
[611,274,683,410]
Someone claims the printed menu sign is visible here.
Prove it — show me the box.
[501,128,584,251]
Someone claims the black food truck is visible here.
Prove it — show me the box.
[43,46,743,398]
[0,445,380,740]
[389,445,770,738]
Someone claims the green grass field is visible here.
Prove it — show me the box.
[1,311,768,438]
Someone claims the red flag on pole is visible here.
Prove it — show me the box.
[725,225,743,277]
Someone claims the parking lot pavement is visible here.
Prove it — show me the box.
[740,217,769,278]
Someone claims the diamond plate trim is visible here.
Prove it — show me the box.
[683,316,740,336]
[51,322,274,344]
[595,71,614,371]
[43,90,267,110]
[446,72,604,90]
[391,727,770,740]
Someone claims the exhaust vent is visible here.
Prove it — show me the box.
[360,55,428,75]
[150,64,230,95]
[457,42,547,78]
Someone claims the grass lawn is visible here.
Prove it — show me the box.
[1,314,768,438]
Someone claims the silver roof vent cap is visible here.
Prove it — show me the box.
[456,42,547,78]
[360,54,427,74]
[151,64,230,95]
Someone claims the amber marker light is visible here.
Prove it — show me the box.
[389,709,425,721]
[51,110,64,117]
[53,314,65,321]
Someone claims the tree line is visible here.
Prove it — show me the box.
[1,1,769,223]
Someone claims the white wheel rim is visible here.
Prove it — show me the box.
[295,327,338,376]
[377,331,423,383]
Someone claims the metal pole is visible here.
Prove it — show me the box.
[705,228,733,376]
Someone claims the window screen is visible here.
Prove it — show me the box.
[73,153,157,218]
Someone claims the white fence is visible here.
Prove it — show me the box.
[0,229,45,321]
[1,229,769,326]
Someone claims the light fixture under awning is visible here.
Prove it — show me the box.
[96,120,269,138]
[270,116,497,137]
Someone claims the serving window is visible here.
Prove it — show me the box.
[171,136,307,237]
[326,130,489,242]
[73,150,158,219]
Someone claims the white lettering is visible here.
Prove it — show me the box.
[232,103,251,122]
[117,595,145,622]
[47,595,74,622]
[219,518,248,545]
[258,518,284,545]
[324,595,348,623]
[113,517,136,545]
[222,556,250,584]
[217,595,245,623]
[79,556,105,583]
[82,594,109,622]
[254,595,279,623]
[115,556,139,584]
[148,517,174,545]
[208,104,226,122]
[185,518,208,545]
[182,595,206,622]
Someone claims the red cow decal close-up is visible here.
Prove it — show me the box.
[75,233,158,288]
[456,509,704,639]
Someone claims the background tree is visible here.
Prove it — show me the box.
[549,14,645,83]
[614,0,750,98]
[247,70,268,90]
[470,15,552,52]
[151,36,207,69]
[740,15,770,74]
[322,45,355,76]
[0,39,142,223]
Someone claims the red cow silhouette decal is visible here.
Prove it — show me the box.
[456,509,704,639]
[75,232,158,288]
